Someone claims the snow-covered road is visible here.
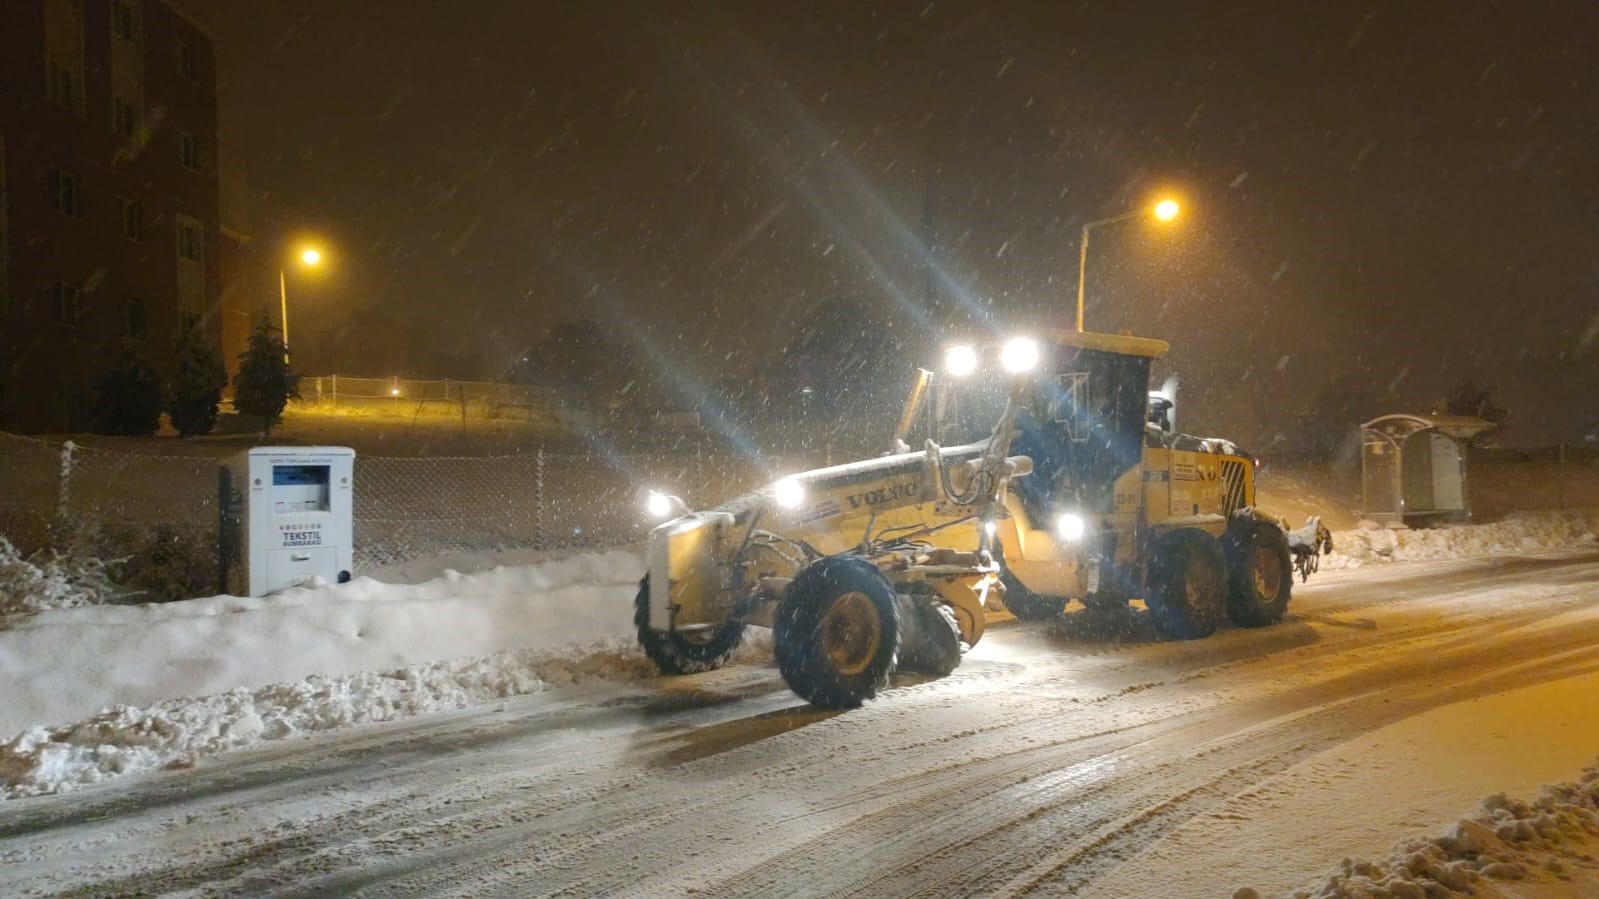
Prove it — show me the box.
[4,550,1599,897]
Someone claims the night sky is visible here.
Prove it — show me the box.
[185,1,1599,445]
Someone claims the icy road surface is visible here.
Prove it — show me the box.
[5,551,1599,898]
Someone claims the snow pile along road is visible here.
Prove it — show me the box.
[0,641,656,799]
[0,550,656,797]
[1323,509,1599,570]
[0,547,778,800]
[1251,757,1599,899]
[0,549,644,740]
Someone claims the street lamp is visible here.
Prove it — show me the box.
[279,245,323,364]
[1075,197,1181,332]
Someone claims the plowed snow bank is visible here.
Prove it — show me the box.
[1263,758,1599,899]
[1324,509,1599,571]
[0,641,649,798]
[0,549,784,799]
[0,550,644,741]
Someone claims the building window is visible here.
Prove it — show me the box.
[177,39,196,79]
[48,170,81,217]
[112,97,138,138]
[127,297,147,340]
[177,219,203,263]
[119,197,143,241]
[46,60,79,111]
[111,1,138,42]
[56,282,84,328]
[178,132,201,171]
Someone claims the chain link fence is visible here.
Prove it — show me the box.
[0,433,223,600]
[294,375,704,430]
[0,431,765,600]
[350,447,759,568]
[296,375,562,423]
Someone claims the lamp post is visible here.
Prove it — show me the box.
[1075,198,1181,332]
[279,246,322,364]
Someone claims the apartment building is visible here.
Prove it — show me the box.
[0,0,240,432]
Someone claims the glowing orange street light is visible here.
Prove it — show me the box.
[1075,197,1183,331]
[279,245,324,364]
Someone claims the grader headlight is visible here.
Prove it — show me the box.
[1056,512,1088,541]
[944,344,978,377]
[642,489,689,521]
[773,477,806,509]
[1000,337,1041,373]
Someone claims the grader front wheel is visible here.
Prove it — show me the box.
[775,557,900,709]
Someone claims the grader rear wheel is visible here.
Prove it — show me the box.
[775,557,900,708]
[633,576,745,675]
[1222,519,1294,627]
[1145,530,1228,640]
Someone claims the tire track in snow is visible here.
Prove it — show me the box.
[6,553,1599,898]
[681,604,1599,899]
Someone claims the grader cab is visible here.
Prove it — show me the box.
[635,330,1312,709]
[931,330,1295,638]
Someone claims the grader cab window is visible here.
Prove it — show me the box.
[938,372,1011,446]
[1052,371,1091,442]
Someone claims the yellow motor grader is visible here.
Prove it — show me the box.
[636,329,1314,708]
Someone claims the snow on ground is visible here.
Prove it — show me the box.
[1323,509,1599,571]
[0,550,645,797]
[1085,666,1599,899]
[1264,755,1599,899]
[0,641,645,799]
[0,548,776,800]
[0,549,643,740]
[3,507,1597,804]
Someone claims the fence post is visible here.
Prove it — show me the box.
[536,447,546,547]
[1558,442,1566,511]
[54,440,76,534]
[449,378,467,434]
[331,373,338,408]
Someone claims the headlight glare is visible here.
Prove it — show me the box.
[645,490,674,519]
[774,478,806,509]
[1001,337,1041,373]
[1056,512,1087,541]
[944,344,978,377]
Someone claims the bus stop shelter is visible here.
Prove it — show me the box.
[1361,414,1495,526]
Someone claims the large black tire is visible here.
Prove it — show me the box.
[633,576,745,675]
[775,556,899,709]
[893,593,962,677]
[999,569,1066,621]
[1222,519,1294,627]
[1145,529,1228,640]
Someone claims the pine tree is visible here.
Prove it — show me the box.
[232,323,299,435]
[168,314,228,437]
[89,349,163,435]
